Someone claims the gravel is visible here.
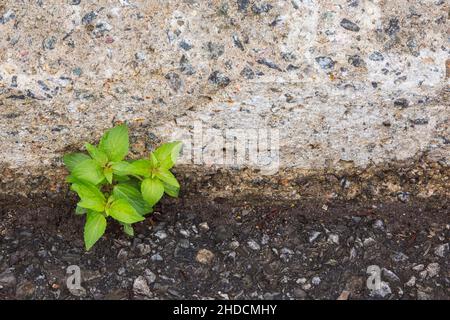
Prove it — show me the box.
[0,198,448,300]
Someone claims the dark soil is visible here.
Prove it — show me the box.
[0,195,449,300]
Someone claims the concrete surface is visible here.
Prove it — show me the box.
[0,0,448,199]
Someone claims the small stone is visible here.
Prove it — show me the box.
[42,36,57,50]
[256,58,282,71]
[133,276,152,297]
[240,67,255,80]
[165,72,182,92]
[315,56,335,69]
[196,249,215,264]
[425,263,439,278]
[179,229,190,237]
[302,283,312,291]
[385,17,400,36]
[247,239,261,251]
[296,278,307,284]
[417,291,432,300]
[229,241,240,250]
[154,230,167,240]
[363,237,376,247]
[348,55,365,67]
[311,277,321,285]
[137,243,151,256]
[69,0,81,5]
[369,281,391,298]
[412,264,424,271]
[179,40,192,51]
[369,51,384,61]
[328,234,339,244]
[135,52,146,61]
[309,231,321,243]
[394,98,409,108]
[82,11,97,25]
[372,219,385,230]
[206,41,225,59]
[0,270,16,288]
[251,3,272,14]
[340,18,360,32]
[151,253,163,262]
[391,252,408,262]
[293,288,307,299]
[199,222,209,231]
[144,269,156,284]
[117,248,128,260]
[405,276,416,287]
[178,239,190,249]
[382,268,400,282]
[434,243,449,257]
[208,71,230,87]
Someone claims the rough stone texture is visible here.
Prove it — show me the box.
[0,0,448,199]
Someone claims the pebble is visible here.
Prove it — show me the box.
[133,276,152,297]
[315,56,335,69]
[382,268,400,282]
[154,230,167,240]
[42,36,57,50]
[208,71,230,87]
[328,234,339,244]
[247,239,261,251]
[229,241,240,250]
[136,243,151,256]
[425,263,439,278]
[150,253,163,262]
[369,51,384,61]
[405,276,416,287]
[311,277,321,285]
[434,243,448,257]
[144,269,156,284]
[199,222,209,231]
[293,288,307,299]
[309,231,321,243]
[340,18,360,32]
[0,270,17,288]
[412,264,424,271]
[196,249,215,265]
[369,281,391,298]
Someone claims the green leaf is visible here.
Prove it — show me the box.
[113,183,153,215]
[104,167,113,184]
[149,152,158,168]
[71,159,105,185]
[111,159,151,177]
[85,143,108,166]
[122,223,134,236]
[75,205,86,215]
[84,211,107,251]
[110,161,131,176]
[141,178,164,207]
[71,182,106,212]
[63,153,90,172]
[163,182,179,197]
[98,124,129,162]
[153,141,182,169]
[106,198,145,224]
[155,168,180,188]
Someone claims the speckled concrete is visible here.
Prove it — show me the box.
[0,0,448,198]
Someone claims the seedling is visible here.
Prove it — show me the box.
[63,124,182,250]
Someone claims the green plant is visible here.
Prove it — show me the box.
[63,124,182,250]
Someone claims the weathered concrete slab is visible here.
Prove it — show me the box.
[0,0,448,199]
